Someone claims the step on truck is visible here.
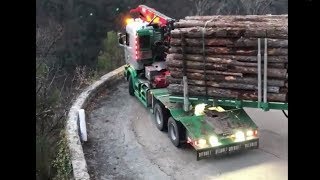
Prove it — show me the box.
[117,5,288,160]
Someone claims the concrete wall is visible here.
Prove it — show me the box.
[66,66,125,180]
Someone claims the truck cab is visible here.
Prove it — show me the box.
[117,13,172,108]
[118,18,154,70]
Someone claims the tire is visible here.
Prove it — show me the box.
[154,103,168,131]
[128,75,134,96]
[168,117,186,147]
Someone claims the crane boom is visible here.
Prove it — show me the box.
[130,5,174,27]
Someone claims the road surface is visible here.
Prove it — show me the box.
[83,80,288,180]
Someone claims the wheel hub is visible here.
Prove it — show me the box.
[156,110,161,125]
[170,123,177,141]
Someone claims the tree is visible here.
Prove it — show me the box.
[189,0,220,15]
[240,0,273,15]
[36,14,92,180]
[97,31,124,73]
[36,19,63,65]
[214,0,245,15]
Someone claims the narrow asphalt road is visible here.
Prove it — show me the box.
[83,80,288,180]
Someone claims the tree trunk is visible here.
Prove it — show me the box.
[167,84,287,102]
[167,15,288,103]
[169,71,285,86]
[167,60,228,71]
[167,60,287,78]
[167,77,281,93]
[171,27,287,39]
[231,66,287,78]
[184,15,288,21]
[167,53,288,63]
[169,46,288,56]
[166,56,286,68]
[174,20,287,29]
[168,67,243,77]
[170,38,288,48]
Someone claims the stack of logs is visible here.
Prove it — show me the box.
[166,15,288,102]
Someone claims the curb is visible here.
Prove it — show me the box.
[66,66,125,180]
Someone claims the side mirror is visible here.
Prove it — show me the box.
[118,33,125,47]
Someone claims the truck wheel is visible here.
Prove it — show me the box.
[168,117,185,147]
[128,75,134,96]
[154,103,168,131]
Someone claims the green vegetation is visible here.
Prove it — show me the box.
[98,31,124,74]
[52,132,72,180]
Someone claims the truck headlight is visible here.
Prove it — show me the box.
[246,130,254,137]
[198,138,207,147]
[209,136,219,147]
[235,131,245,142]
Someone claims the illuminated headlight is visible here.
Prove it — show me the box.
[209,136,219,147]
[125,18,134,25]
[198,138,207,147]
[194,103,206,116]
[246,130,254,137]
[235,131,245,142]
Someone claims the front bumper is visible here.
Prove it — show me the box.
[196,138,259,160]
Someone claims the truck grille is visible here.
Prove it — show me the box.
[139,51,152,59]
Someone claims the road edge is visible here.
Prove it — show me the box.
[66,66,125,180]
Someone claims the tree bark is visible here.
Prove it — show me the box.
[167,77,281,93]
[167,60,228,71]
[170,38,288,48]
[169,46,288,56]
[167,84,287,102]
[184,15,288,21]
[171,27,288,39]
[169,71,285,86]
[167,63,286,79]
[174,20,287,29]
[167,53,288,63]
[167,15,288,103]
[231,66,287,78]
[166,56,285,68]
[168,67,243,77]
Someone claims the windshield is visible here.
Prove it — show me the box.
[139,35,150,49]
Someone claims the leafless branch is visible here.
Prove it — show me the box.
[59,75,68,98]
[190,0,219,15]
[240,0,272,15]
[36,19,64,69]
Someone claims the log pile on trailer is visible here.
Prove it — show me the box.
[167,15,288,102]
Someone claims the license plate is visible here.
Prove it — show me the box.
[215,147,228,155]
[228,144,241,152]
[197,140,259,160]
[244,141,258,148]
[215,144,241,155]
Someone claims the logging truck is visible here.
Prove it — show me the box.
[117,5,288,160]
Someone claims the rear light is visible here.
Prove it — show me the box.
[187,137,192,143]
[254,130,258,136]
